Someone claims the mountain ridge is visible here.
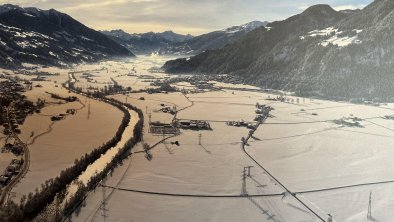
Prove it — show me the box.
[162,2,394,101]
[100,29,193,54]
[160,21,268,55]
[102,21,267,55]
[0,4,134,68]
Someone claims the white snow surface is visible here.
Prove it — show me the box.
[301,27,363,47]
[320,35,362,47]
[54,55,394,222]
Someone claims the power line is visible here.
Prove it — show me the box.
[367,191,372,219]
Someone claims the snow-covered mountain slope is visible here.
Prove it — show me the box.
[163,2,394,101]
[102,21,266,55]
[0,4,134,68]
[160,21,268,55]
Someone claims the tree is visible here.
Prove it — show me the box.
[0,201,24,222]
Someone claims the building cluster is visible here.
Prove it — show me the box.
[255,103,274,121]
[266,95,304,104]
[66,109,77,115]
[48,92,78,102]
[51,114,66,121]
[81,72,96,83]
[149,119,212,134]
[0,80,26,96]
[149,121,180,135]
[0,159,22,186]
[157,105,177,115]
[241,105,274,146]
[2,142,24,156]
[383,115,394,120]
[2,108,22,135]
[332,117,363,128]
[189,81,215,90]
[226,120,255,129]
[177,120,211,130]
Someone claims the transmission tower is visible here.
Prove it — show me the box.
[367,191,372,219]
[327,214,333,222]
[87,99,91,120]
[198,133,202,145]
[244,166,253,177]
[100,178,108,222]
[241,168,247,196]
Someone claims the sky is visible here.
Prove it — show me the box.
[0,0,373,35]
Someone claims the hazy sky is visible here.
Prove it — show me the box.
[0,0,373,35]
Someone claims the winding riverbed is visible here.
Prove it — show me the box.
[33,106,139,221]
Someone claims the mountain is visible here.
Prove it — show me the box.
[0,4,134,68]
[101,29,193,54]
[102,21,266,55]
[163,2,394,101]
[160,21,268,55]
[159,31,194,42]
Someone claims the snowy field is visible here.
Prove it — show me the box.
[11,82,123,201]
[4,55,394,221]
[53,56,394,222]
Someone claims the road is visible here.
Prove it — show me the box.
[240,112,327,222]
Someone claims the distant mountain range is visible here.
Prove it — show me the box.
[160,21,268,55]
[102,21,268,54]
[101,30,193,54]
[163,1,394,101]
[0,3,268,67]
[0,4,134,68]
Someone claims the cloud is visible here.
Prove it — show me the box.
[0,0,373,35]
[333,4,366,10]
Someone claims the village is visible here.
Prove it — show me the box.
[0,79,36,189]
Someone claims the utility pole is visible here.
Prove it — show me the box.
[367,191,372,219]
[327,214,333,222]
[101,178,108,222]
[148,112,152,133]
[198,133,202,145]
[87,99,91,120]
[241,168,247,196]
[244,166,253,177]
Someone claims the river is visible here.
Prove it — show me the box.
[33,105,139,221]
